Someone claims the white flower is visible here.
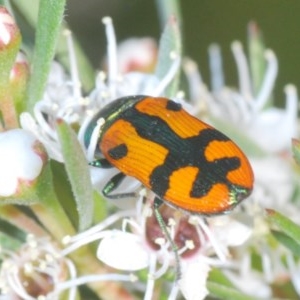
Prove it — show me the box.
[78,16,181,195]
[183,37,299,298]
[179,257,210,300]
[0,129,46,197]
[97,230,150,271]
[0,235,73,300]
[207,213,253,247]
[184,41,298,154]
[82,16,180,116]
[250,156,295,209]
[21,16,180,165]
[20,47,85,162]
[60,189,254,300]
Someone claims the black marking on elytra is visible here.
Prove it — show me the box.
[190,156,240,197]
[108,143,128,160]
[118,100,244,201]
[166,100,182,111]
[84,95,146,151]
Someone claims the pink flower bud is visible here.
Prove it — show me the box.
[0,7,20,49]
[0,129,47,198]
[10,51,29,82]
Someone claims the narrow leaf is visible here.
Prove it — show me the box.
[208,268,235,288]
[92,190,107,224]
[247,22,267,99]
[27,0,66,112]
[11,0,39,28]
[51,160,78,228]
[271,230,300,257]
[207,281,263,300]
[0,231,21,250]
[155,0,182,30]
[56,119,93,231]
[0,218,26,242]
[266,209,300,246]
[155,15,181,97]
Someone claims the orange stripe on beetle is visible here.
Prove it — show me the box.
[86,95,254,215]
[100,118,169,187]
[204,139,253,189]
[135,97,211,139]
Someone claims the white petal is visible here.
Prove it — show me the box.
[97,231,149,271]
[0,129,44,196]
[247,103,297,153]
[209,214,253,247]
[116,73,159,96]
[250,156,293,207]
[179,256,210,300]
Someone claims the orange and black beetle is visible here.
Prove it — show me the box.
[84,95,254,215]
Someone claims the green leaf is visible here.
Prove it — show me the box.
[207,281,263,300]
[0,231,21,250]
[56,119,93,231]
[155,16,181,97]
[247,22,267,100]
[271,229,300,257]
[208,268,236,288]
[31,161,75,239]
[266,209,300,246]
[11,0,39,28]
[155,0,182,29]
[0,218,25,242]
[51,160,78,229]
[92,190,107,224]
[26,0,67,113]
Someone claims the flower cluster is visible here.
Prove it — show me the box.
[0,3,300,300]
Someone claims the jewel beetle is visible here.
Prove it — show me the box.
[84,95,254,275]
[85,95,253,213]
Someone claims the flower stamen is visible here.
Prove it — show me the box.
[254,49,278,111]
[231,41,252,101]
[102,16,118,99]
[208,44,224,92]
[64,29,82,100]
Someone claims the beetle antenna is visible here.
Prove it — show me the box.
[153,197,181,280]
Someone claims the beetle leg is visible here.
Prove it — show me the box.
[103,172,137,199]
[153,197,181,279]
[89,158,113,168]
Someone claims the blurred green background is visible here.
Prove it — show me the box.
[66,0,300,103]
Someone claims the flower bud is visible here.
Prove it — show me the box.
[103,37,157,74]
[10,52,30,113]
[0,7,22,129]
[0,7,21,81]
[0,129,48,202]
